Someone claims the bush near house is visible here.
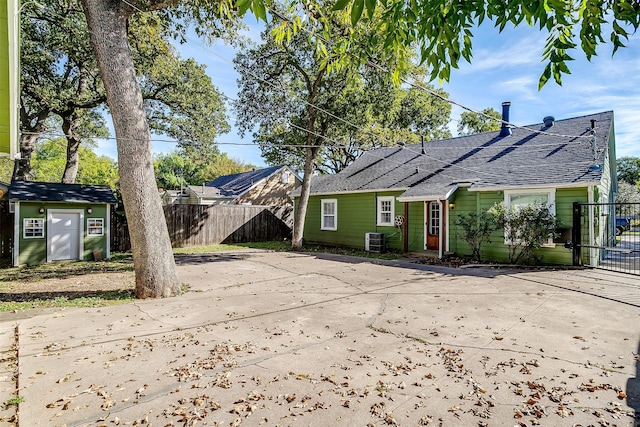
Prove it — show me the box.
[454,211,498,262]
[489,202,560,265]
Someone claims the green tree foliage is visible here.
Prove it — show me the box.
[154,151,254,189]
[457,108,502,136]
[454,211,498,262]
[617,181,640,204]
[18,0,230,182]
[489,202,559,265]
[31,139,118,187]
[234,11,424,248]
[328,0,640,88]
[616,156,640,186]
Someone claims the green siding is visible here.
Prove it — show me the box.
[302,191,414,251]
[300,185,591,265]
[449,187,589,265]
[16,202,109,265]
[0,1,11,155]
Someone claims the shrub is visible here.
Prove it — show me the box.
[489,202,559,265]
[455,211,498,262]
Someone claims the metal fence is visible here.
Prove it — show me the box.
[573,202,640,275]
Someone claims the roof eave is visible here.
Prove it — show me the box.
[467,181,602,192]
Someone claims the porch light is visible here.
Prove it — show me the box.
[448,202,455,210]
[87,207,93,214]
[38,207,44,214]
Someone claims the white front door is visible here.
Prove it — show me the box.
[48,211,82,261]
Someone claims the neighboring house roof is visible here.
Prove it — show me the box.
[185,185,227,198]
[9,181,117,203]
[301,111,613,201]
[206,166,292,197]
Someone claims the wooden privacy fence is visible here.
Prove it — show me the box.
[111,204,293,252]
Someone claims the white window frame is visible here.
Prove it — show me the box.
[87,218,104,237]
[23,218,44,239]
[377,196,395,226]
[281,170,290,184]
[321,199,337,231]
[504,188,556,246]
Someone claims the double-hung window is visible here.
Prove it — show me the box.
[24,218,44,238]
[377,196,395,226]
[87,218,104,236]
[321,199,337,231]
[504,189,556,245]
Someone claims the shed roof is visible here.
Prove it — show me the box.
[302,111,613,200]
[9,181,117,204]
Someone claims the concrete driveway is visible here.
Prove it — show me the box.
[4,250,640,426]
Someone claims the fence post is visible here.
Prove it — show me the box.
[572,202,582,266]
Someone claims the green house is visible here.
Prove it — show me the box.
[9,181,117,266]
[295,107,618,265]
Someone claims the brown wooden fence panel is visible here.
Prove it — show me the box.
[110,204,293,252]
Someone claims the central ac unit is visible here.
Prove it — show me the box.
[365,232,385,253]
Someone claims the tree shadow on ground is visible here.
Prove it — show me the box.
[0,289,135,303]
[0,263,134,283]
[174,253,256,265]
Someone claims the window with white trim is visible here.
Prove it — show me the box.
[377,196,395,226]
[24,218,44,238]
[504,189,556,245]
[321,199,337,231]
[87,218,104,236]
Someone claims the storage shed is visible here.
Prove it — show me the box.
[9,181,117,266]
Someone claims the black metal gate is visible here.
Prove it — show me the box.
[572,201,640,275]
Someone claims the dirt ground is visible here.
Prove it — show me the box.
[0,271,135,294]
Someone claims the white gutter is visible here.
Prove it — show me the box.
[467,181,601,192]
[438,199,443,259]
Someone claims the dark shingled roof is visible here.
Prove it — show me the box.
[9,181,117,203]
[303,111,613,200]
[206,166,284,197]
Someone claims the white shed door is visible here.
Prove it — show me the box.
[49,212,81,261]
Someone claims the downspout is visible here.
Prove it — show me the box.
[588,185,596,266]
[403,202,408,253]
[13,202,20,267]
[106,204,111,259]
[445,200,450,253]
[438,199,444,259]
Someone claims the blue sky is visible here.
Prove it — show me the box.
[96,19,640,166]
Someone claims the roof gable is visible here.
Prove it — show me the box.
[9,181,117,203]
[307,111,614,199]
[206,166,285,197]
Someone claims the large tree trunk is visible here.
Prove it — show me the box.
[61,114,81,184]
[13,109,49,181]
[81,0,180,298]
[291,146,317,249]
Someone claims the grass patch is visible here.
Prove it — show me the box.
[172,244,249,255]
[4,396,23,407]
[0,290,136,312]
[0,256,134,283]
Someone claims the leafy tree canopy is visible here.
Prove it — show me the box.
[322,0,640,88]
[154,151,256,189]
[457,107,502,136]
[31,139,119,187]
[617,156,640,186]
